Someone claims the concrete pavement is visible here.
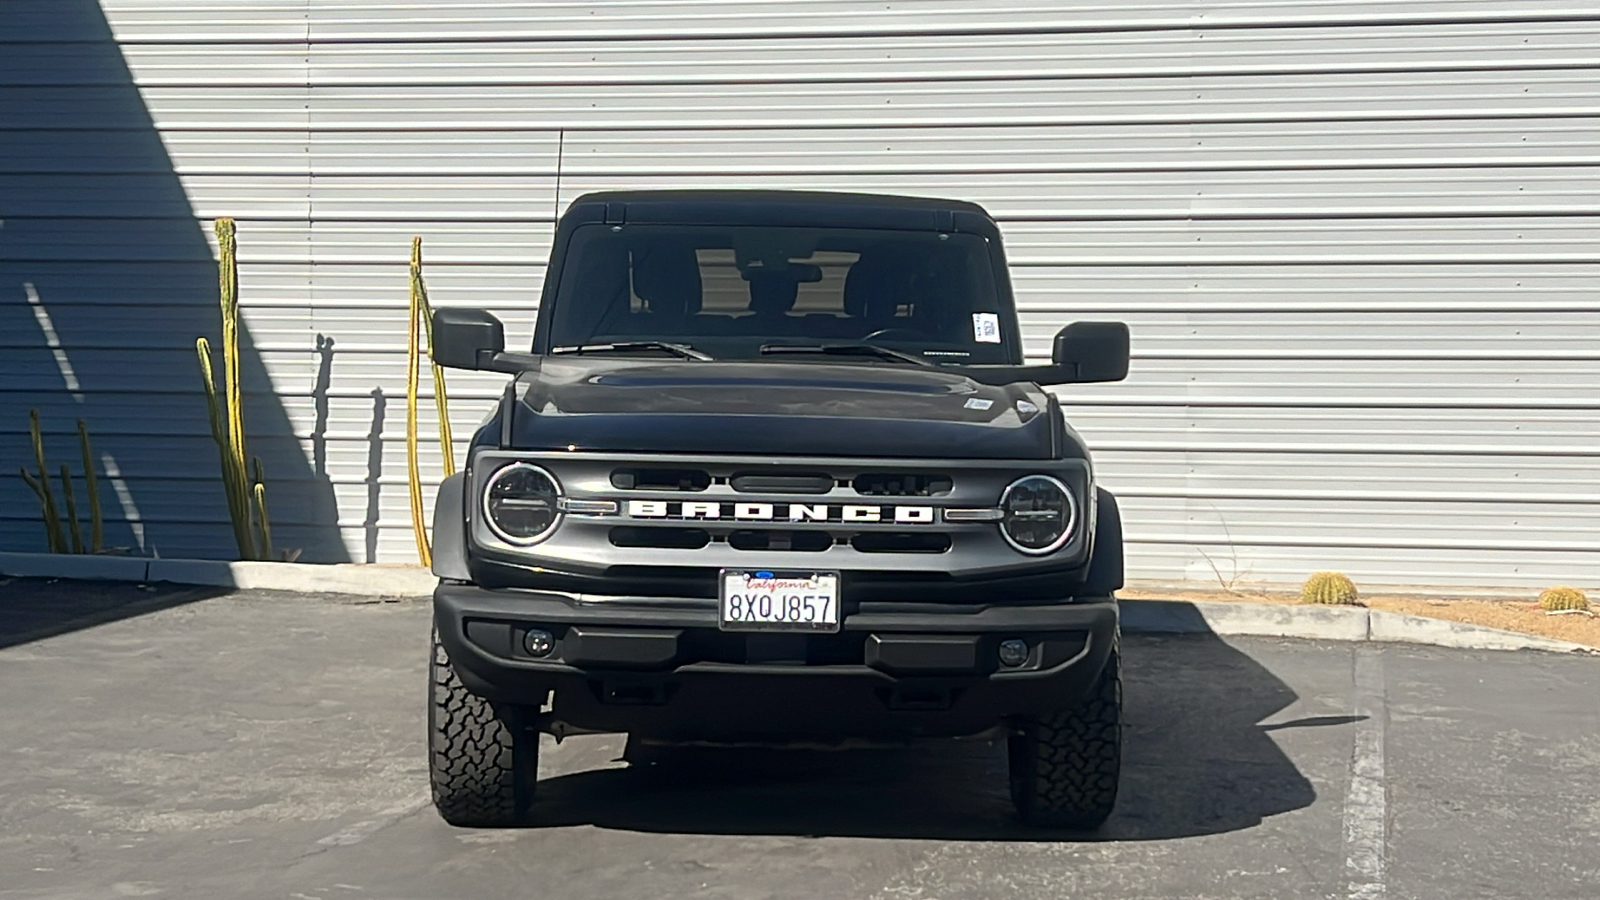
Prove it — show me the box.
[0,580,1596,899]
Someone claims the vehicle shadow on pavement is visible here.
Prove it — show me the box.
[0,577,225,650]
[526,633,1318,841]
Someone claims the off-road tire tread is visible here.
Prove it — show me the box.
[1010,650,1121,829]
[428,628,531,826]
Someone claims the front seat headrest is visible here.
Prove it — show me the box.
[844,254,914,324]
[631,244,703,317]
[745,271,800,316]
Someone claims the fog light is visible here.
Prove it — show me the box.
[997,639,1029,667]
[524,629,555,658]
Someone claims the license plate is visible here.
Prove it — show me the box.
[719,570,840,632]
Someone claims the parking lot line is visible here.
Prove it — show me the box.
[1344,646,1389,900]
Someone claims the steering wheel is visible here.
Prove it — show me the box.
[862,327,931,342]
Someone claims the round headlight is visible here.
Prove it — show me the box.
[483,463,562,545]
[998,475,1076,555]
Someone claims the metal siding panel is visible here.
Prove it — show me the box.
[549,169,1600,219]
[307,175,559,219]
[1122,495,1600,551]
[267,71,1600,130]
[298,2,1600,40]
[1124,543,1600,590]
[4,1,1594,585]
[1003,218,1600,264]
[1094,450,1600,498]
[558,120,1600,173]
[1010,264,1600,311]
[305,131,563,174]
[1020,311,1600,356]
[284,24,1600,85]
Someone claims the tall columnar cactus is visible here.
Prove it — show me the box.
[1301,571,1360,606]
[19,411,105,554]
[252,457,273,561]
[406,236,456,566]
[59,464,84,554]
[20,409,67,552]
[77,419,103,553]
[1538,586,1590,612]
[197,217,272,560]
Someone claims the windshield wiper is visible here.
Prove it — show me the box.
[550,341,712,361]
[759,343,932,367]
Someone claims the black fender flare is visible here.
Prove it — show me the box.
[1081,486,1124,595]
[431,472,472,581]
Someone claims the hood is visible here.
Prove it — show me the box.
[500,357,1071,460]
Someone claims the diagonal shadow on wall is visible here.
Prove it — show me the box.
[0,2,347,561]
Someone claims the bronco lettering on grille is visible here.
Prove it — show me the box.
[623,500,937,524]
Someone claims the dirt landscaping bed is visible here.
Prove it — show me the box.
[1120,587,1600,650]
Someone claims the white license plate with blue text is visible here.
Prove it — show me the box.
[719,570,840,632]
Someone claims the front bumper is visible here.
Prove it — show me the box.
[435,583,1118,741]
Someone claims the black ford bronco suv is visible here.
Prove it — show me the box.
[426,190,1131,829]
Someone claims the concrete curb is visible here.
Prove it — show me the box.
[144,559,440,596]
[0,552,436,597]
[0,551,151,583]
[2,552,1594,655]
[1120,598,1596,655]
[1123,578,1553,602]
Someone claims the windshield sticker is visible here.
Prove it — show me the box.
[972,312,1001,343]
[964,397,994,411]
[1015,400,1039,415]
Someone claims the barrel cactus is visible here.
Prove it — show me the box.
[1538,586,1590,612]
[1301,571,1360,605]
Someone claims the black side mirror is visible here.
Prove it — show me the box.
[431,308,505,371]
[1052,321,1130,383]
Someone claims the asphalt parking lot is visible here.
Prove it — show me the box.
[1,580,1597,900]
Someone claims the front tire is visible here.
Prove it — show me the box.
[1008,649,1121,829]
[428,627,537,826]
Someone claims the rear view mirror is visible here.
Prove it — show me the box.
[741,262,823,283]
[431,308,505,370]
[1052,321,1130,383]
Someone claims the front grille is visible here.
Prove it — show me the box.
[609,526,710,549]
[730,471,835,494]
[853,472,953,497]
[727,530,834,552]
[610,467,710,491]
[589,461,984,560]
[471,450,1092,579]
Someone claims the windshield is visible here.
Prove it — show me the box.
[542,224,1015,364]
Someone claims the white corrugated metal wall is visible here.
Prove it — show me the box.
[4,1,1597,588]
